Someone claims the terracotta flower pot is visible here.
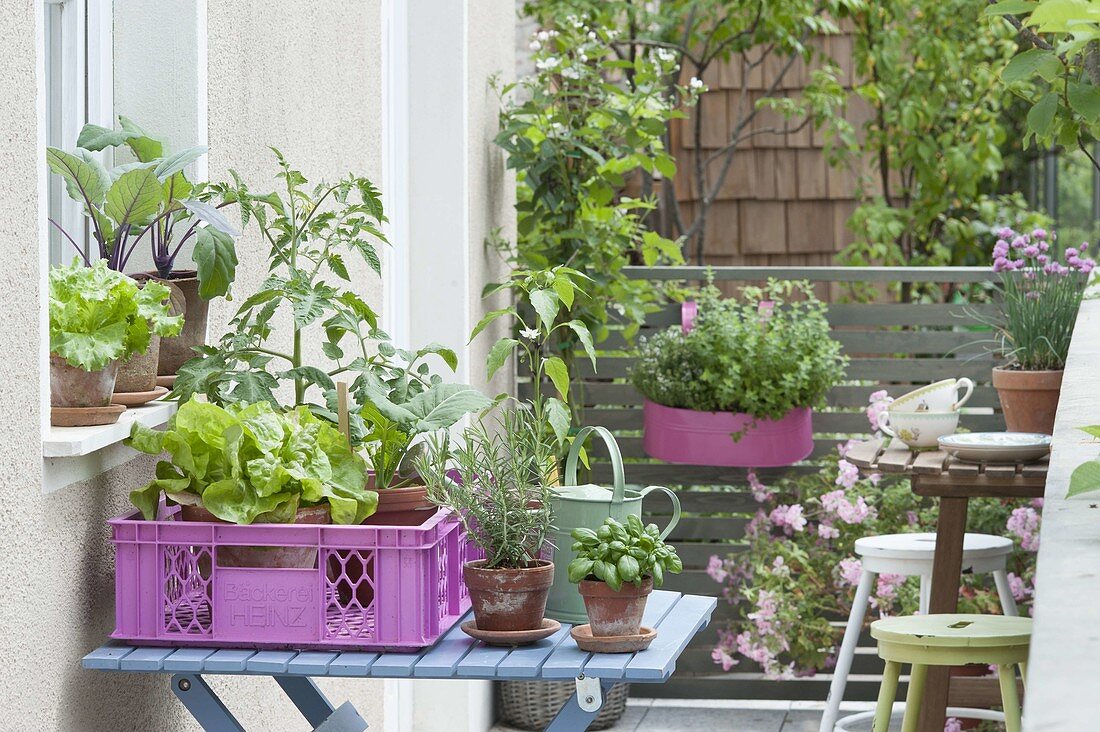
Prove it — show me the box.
[179,503,330,568]
[49,354,119,407]
[360,474,435,526]
[463,559,554,632]
[115,334,161,393]
[142,271,207,376]
[578,577,653,637]
[992,366,1064,435]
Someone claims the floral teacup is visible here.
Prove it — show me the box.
[889,378,974,413]
[877,410,959,449]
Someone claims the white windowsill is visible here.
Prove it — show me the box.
[42,400,176,493]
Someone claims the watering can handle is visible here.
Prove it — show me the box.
[638,486,681,540]
[564,425,626,506]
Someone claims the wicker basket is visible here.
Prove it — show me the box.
[497,680,630,730]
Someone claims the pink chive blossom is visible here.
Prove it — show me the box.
[707,555,728,583]
[907,510,920,527]
[1007,506,1041,552]
[1032,228,1048,239]
[1007,572,1032,602]
[748,469,772,503]
[1023,244,1040,257]
[1065,247,1079,258]
[837,557,863,587]
[993,239,1010,258]
[770,504,807,533]
[997,226,1014,238]
[836,460,860,490]
[944,718,964,732]
[1011,236,1027,249]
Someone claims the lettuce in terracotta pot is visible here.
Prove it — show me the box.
[127,398,377,526]
[49,260,181,408]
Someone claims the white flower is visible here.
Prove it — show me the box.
[578,52,588,62]
[536,30,550,42]
[536,56,561,71]
[588,31,598,40]
[529,40,541,51]
[561,67,581,80]
[657,48,676,63]
[689,76,705,91]
[520,327,539,340]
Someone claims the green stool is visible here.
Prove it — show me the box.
[869,614,1031,732]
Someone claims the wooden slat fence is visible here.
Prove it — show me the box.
[551,266,1005,701]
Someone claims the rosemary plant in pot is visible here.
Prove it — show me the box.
[49,260,181,424]
[417,405,557,634]
[631,278,847,467]
[569,515,682,642]
[127,398,377,567]
[987,227,1095,434]
[46,116,241,381]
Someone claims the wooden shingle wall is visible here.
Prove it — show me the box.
[673,31,876,268]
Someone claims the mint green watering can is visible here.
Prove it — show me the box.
[545,426,682,623]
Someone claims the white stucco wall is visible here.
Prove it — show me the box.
[0,0,513,728]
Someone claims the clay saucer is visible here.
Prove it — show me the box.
[51,404,126,427]
[570,624,657,653]
[461,618,561,647]
[156,375,177,389]
[112,385,170,407]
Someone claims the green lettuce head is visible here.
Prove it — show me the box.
[127,398,378,525]
[49,259,183,372]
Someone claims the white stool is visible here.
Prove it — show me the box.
[818,532,1018,732]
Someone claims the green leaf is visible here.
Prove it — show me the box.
[552,277,575,310]
[46,147,111,208]
[282,366,336,393]
[415,342,460,372]
[193,227,238,300]
[568,557,595,583]
[544,356,570,401]
[1002,49,1060,84]
[654,154,677,179]
[985,0,1037,15]
[564,320,597,370]
[76,123,136,151]
[487,338,519,380]
[154,145,207,180]
[1027,92,1059,139]
[162,171,193,203]
[617,554,641,583]
[1067,460,1100,497]
[105,167,164,227]
[127,422,166,455]
[182,199,241,237]
[365,383,493,433]
[1068,81,1100,123]
[118,116,164,162]
[546,397,571,445]
[1080,425,1100,439]
[529,288,560,333]
[469,307,515,343]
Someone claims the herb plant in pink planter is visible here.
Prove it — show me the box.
[631,279,847,467]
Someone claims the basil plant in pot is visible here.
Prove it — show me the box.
[986,227,1095,434]
[49,260,181,424]
[46,116,241,379]
[631,278,847,467]
[416,405,557,633]
[127,398,377,568]
[569,515,682,639]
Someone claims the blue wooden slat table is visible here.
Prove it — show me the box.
[82,590,715,731]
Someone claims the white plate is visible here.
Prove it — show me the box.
[937,432,1051,464]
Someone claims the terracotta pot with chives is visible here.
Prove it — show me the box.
[985,226,1094,435]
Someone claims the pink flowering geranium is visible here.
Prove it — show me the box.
[1007,505,1041,551]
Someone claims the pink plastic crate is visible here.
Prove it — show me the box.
[110,505,477,651]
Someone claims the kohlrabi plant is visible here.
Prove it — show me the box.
[49,259,183,372]
[173,149,459,437]
[46,116,240,298]
[568,515,682,591]
[127,398,377,525]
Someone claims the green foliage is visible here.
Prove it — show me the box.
[1068,426,1100,498]
[568,515,682,592]
[49,259,182,372]
[359,383,494,489]
[522,1,856,261]
[491,17,686,396]
[989,0,1100,170]
[127,399,377,525]
[631,279,847,420]
[833,0,1030,272]
[48,116,240,292]
[416,406,557,569]
[475,266,597,445]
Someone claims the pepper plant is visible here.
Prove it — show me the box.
[568,515,683,592]
[173,149,459,438]
[46,116,240,298]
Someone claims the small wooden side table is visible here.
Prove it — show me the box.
[846,438,1046,732]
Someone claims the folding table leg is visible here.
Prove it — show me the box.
[275,676,368,732]
[545,678,617,732]
[171,673,245,732]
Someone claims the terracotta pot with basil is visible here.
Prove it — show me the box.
[985,226,1094,435]
[126,399,379,570]
[48,261,181,421]
[416,406,558,632]
[569,516,682,637]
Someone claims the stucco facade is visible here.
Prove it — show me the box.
[0,1,513,729]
